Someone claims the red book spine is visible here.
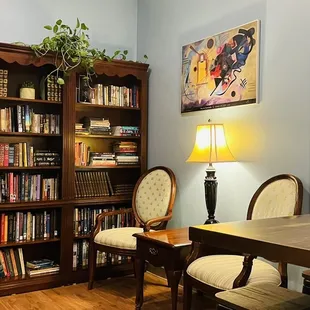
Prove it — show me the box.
[0,214,4,242]
[3,144,9,167]
[9,173,14,202]
[0,144,4,167]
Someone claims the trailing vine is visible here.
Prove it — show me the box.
[31,18,134,85]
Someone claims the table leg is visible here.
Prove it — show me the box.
[135,257,145,310]
[166,269,182,310]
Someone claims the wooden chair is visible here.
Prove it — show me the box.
[215,283,310,310]
[183,174,303,309]
[88,166,177,290]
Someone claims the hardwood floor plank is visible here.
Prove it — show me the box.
[0,273,215,309]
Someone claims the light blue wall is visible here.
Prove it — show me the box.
[1,0,138,60]
[137,0,310,291]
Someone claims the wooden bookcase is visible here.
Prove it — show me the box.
[0,43,149,296]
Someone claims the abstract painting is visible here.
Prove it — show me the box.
[181,20,259,113]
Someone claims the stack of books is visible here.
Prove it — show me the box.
[113,142,139,166]
[111,126,140,137]
[34,150,61,167]
[89,152,116,166]
[26,258,59,277]
[113,184,135,195]
[75,123,88,135]
[83,117,111,135]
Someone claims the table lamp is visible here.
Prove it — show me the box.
[187,123,235,224]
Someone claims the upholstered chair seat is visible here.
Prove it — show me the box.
[94,227,145,250]
[187,255,281,291]
[88,166,176,290]
[183,174,303,310]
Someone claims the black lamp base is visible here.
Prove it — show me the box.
[204,163,219,224]
[204,218,219,225]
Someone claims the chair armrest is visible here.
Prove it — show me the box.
[90,208,134,240]
[233,254,257,288]
[144,214,172,232]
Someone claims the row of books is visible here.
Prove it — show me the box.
[45,75,62,102]
[73,206,134,236]
[76,118,112,136]
[114,184,135,196]
[79,84,139,108]
[75,142,139,167]
[74,171,113,198]
[0,248,25,278]
[0,210,59,243]
[73,240,130,269]
[0,248,59,278]
[0,69,8,98]
[0,173,59,203]
[0,105,60,134]
[0,144,60,167]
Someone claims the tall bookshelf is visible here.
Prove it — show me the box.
[0,43,148,295]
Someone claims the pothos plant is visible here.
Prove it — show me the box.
[31,18,148,85]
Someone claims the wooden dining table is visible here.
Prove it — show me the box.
[189,214,310,268]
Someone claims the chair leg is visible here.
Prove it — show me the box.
[132,257,136,278]
[88,242,97,290]
[183,273,193,310]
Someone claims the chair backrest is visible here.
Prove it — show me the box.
[132,166,176,229]
[247,174,303,220]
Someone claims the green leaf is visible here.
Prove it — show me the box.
[123,50,128,55]
[53,25,59,33]
[81,23,88,30]
[44,25,52,30]
[144,54,148,59]
[57,77,65,85]
[56,19,62,25]
[76,18,80,29]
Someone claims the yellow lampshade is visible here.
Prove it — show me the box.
[187,124,235,163]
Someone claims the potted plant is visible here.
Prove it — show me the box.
[20,81,35,99]
[31,19,127,85]
[31,19,148,85]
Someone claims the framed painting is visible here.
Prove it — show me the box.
[181,20,260,113]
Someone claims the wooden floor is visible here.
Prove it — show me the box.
[0,273,216,309]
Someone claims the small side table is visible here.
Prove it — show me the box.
[134,227,191,310]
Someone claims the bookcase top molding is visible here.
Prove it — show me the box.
[0,43,149,78]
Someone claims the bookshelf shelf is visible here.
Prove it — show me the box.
[0,273,62,296]
[0,238,60,248]
[0,132,62,137]
[75,165,140,170]
[76,102,140,111]
[75,134,140,139]
[0,96,62,105]
[74,195,132,206]
[0,200,69,211]
[0,166,61,170]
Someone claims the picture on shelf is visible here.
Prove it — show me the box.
[181,20,260,113]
